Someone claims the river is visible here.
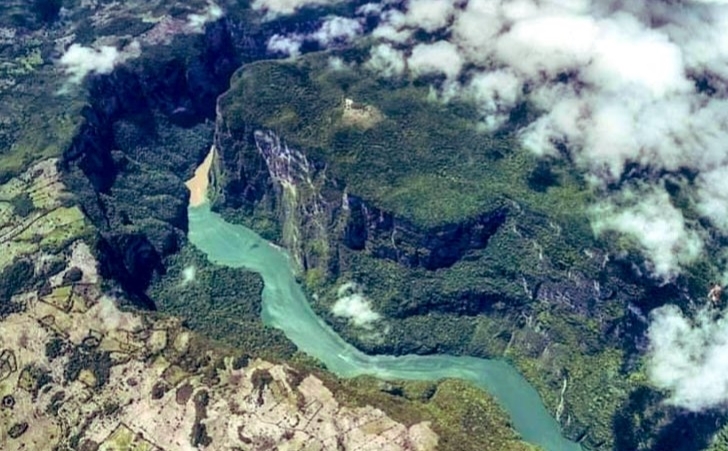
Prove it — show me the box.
[187,203,583,451]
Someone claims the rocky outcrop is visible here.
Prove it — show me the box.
[342,193,508,270]
[53,2,360,305]
[214,127,509,276]
[60,19,240,306]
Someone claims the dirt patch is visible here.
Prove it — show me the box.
[342,98,383,129]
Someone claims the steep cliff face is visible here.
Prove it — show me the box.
[16,0,327,307]
[60,20,240,307]
[341,193,508,270]
[208,53,699,450]
[215,124,510,279]
[211,97,645,338]
[211,54,634,317]
[215,125,335,276]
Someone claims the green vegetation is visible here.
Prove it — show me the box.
[1,0,61,28]
[10,192,34,217]
[217,48,604,355]
[8,421,28,439]
[306,238,633,449]
[45,336,66,360]
[706,425,728,451]
[0,258,34,302]
[220,52,593,229]
[513,345,630,449]
[190,389,212,447]
[33,0,62,23]
[18,363,52,398]
[63,346,113,388]
[146,236,542,450]
[217,50,602,362]
[320,374,540,451]
[0,79,85,183]
[149,243,297,360]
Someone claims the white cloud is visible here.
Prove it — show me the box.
[494,14,598,78]
[450,0,502,65]
[331,282,382,328]
[267,34,305,58]
[372,9,414,43]
[181,265,196,285]
[312,16,363,46]
[465,70,522,130]
[59,42,141,84]
[647,304,728,411]
[328,56,349,71]
[590,17,689,97]
[364,43,407,78]
[408,40,463,80]
[186,1,224,33]
[695,167,728,233]
[590,187,703,280]
[266,16,362,59]
[404,0,455,32]
[357,2,384,15]
[252,0,342,20]
[372,25,413,44]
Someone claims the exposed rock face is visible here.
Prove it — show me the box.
[60,19,240,306]
[47,1,347,307]
[215,127,509,275]
[2,0,317,310]
[342,193,508,270]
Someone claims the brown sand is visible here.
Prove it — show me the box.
[185,145,215,207]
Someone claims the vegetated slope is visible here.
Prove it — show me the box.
[211,49,718,450]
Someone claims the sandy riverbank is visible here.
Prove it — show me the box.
[185,145,215,207]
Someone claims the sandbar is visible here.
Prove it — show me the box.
[185,145,215,207]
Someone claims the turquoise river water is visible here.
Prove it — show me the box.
[188,203,582,451]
